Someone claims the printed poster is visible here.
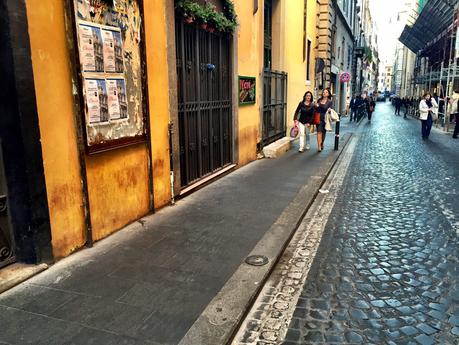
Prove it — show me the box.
[102,29,116,73]
[107,78,128,120]
[102,28,123,73]
[84,79,109,124]
[78,24,104,72]
[112,31,124,73]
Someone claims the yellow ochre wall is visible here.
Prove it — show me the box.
[25,0,315,260]
[85,146,149,242]
[283,0,317,126]
[144,0,172,208]
[25,0,172,258]
[26,1,86,259]
[234,0,318,153]
[234,0,264,164]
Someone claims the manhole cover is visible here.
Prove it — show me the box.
[245,255,269,266]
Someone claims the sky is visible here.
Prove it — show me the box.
[369,0,407,65]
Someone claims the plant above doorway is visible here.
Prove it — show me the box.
[175,0,238,34]
[363,47,373,63]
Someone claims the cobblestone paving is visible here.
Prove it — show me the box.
[283,105,459,344]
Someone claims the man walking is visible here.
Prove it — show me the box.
[349,95,357,122]
[403,97,409,118]
[395,97,402,116]
[449,89,459,139]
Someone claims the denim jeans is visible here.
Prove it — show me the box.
[298,122,311,150]
[421,113,433,138]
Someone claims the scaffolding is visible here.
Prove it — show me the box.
[399,0,458,133]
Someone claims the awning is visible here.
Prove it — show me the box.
[399,0,455,53]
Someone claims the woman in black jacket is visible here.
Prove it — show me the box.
[294,91,315,152]
[316,89,333,152]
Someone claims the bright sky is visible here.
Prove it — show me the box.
[369,0,406,65]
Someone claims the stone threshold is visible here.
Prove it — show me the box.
[0,263,48,294]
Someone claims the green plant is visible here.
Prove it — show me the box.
[223,0,237,21]
[362,46,373,63]
[176,0,199,19]
[175,0,237,33]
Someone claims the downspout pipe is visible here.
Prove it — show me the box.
[168,122,175,205]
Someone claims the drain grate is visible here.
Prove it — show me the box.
[245,255,269,266]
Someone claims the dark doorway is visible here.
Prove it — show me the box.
[262,0,287,146]
[175,20,233,187]
[0,0,53,265]
[0,144,14,268]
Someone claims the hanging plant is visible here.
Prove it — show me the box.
[222,0,237,21]
[364,47,373,63]
[175,0,237,34]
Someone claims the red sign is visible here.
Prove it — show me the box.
[340,72,351,83]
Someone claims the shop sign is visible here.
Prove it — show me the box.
[239,76,256,105]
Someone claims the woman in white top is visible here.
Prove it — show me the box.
[419,93,438,140]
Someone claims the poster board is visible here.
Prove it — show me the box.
[239,76,256,105]
[71,0,147,153]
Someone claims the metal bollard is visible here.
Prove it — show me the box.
[334,114,340,151]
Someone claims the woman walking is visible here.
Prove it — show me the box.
[419,93,438,140]
[449,89,459,139]
[294,91,315,152]
[316,89,333,152]
[363,92,375,122]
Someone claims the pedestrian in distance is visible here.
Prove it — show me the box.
[419,92,438,140]
[349,95,357,122]
[315,88,333,152]
[395,97,402,116]
[403,97,409,118]
[448,89,459,139]
[363,92,374,122]
[293,91,315,152]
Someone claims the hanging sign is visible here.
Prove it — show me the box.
[340,72,351,83]
[239,76,256,105]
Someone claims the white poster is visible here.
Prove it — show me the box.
[84,79,109,124]
[78,24,104,72]
[107,78,128,120]
[102,29,116,73]
[113,31,124,73]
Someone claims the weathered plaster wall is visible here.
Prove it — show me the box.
[26,0,86,258]
[234,0,263,164]
[144,0,172,208]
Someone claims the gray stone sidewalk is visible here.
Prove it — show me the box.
[0,123,355,345]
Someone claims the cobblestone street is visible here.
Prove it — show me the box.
[282,103,459,344]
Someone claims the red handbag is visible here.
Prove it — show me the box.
[313,112,321,125]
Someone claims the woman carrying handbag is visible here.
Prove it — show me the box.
[419,93,438,140]
[315,89,333,152]
[293,91,315,152]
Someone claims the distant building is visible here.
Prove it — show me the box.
[393,0,418,97]
[353,0,379,96]
[378,64,393,93]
